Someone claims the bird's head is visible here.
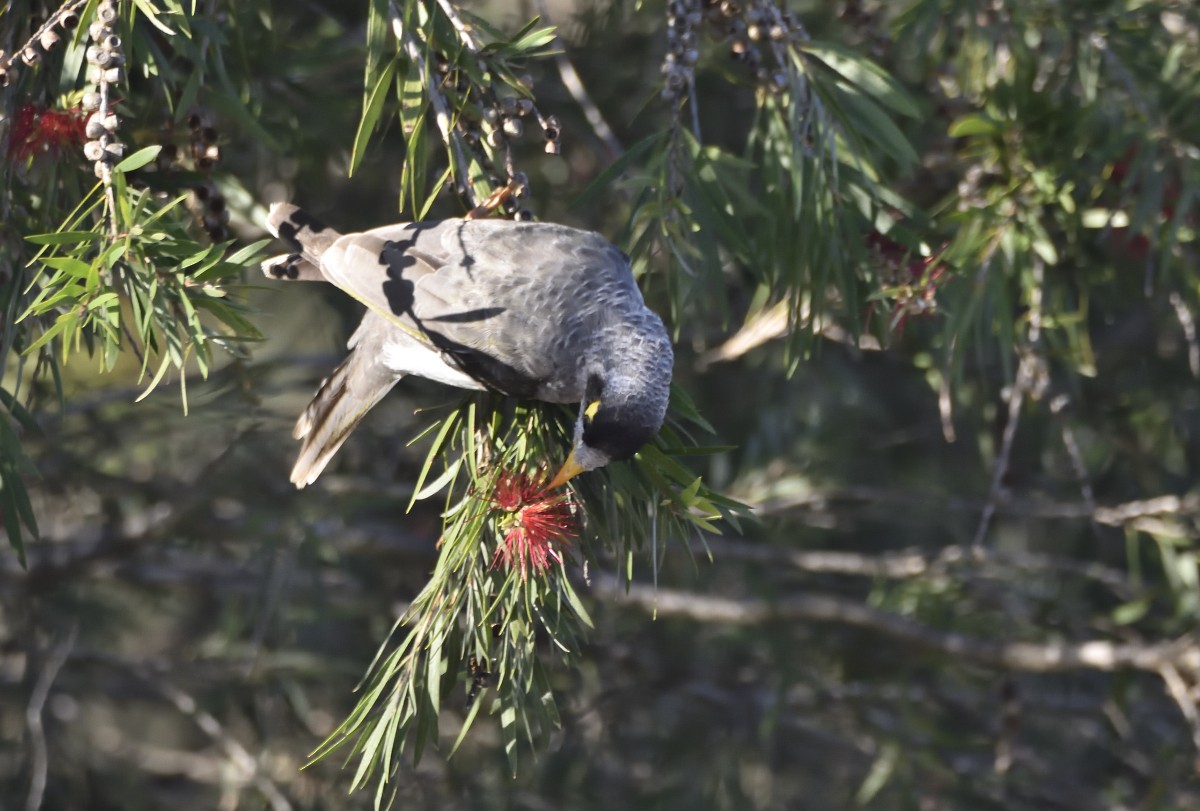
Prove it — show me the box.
[547,358,671,490]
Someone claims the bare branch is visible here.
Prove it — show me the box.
[24,625,76,811]
[78,651,294,811]
[593,575,1200,676]
[1159,663,1200,754]
[756,484,1200,530]
[701,536,1136,595]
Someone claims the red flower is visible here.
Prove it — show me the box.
[488,469,578,582]
[8,104,86,162]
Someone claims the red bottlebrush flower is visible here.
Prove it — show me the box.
[8,104,87,162]
[488,469,578,582]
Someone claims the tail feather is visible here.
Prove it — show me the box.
[290,345,399,488]
[261,252,326,282]
[267,203,341,265]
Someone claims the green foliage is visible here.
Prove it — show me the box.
[0,1,277,558]
[4,0,1200,808]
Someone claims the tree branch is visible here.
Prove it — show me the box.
[593,574,1200,677]
[24,625,76,811]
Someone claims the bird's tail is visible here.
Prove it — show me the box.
[290,322,399,487]
[262,203,344,282]
[266,203,341,265]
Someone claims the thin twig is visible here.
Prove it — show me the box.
[153,678,293,811]
[77,650,294,811]
[1051,394,1097,518]
[1169,291,1200,377]
[531,0,623,158]
[1158,663,1200,755]
[24,625,77,811]
[389,1,479,207]
[974,255,1045,547]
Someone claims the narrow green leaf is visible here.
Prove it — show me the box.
[351,58,398,177]
[802,41,920,118]
[25,230,103,246]
[948,114,1003,138]
[132,0,177,34]
[448,691,484,758]
[558,573,594,629]
[114,145,163,173]
[570,134,661,212]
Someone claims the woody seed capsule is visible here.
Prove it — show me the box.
[21,46,40,66]
[98,4,118,23]
[85,114,108,138]
[60,12,80,29]
[39,31,61,51]
[84,140,105,161]
[89,23,108,42]
[502,117,523,138]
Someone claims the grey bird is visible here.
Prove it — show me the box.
[261,203,674,489]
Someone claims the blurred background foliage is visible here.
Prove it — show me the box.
[2,0,1200,809]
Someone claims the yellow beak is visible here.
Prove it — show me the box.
[546,449,586,490]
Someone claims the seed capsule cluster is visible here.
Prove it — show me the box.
[189,111,229,240]
[660,0,805,104]
[704,0,800,94]
[435,54,559,218]
[662,0,702,102]
[0,6,81,87]
[82,0,125,179]
[146,109,228,242]
[193,180,230,242]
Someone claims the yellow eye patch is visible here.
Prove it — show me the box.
[584,400,601,420]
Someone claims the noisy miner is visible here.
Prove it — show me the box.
[261,203,673,489]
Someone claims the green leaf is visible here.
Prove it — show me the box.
[115,145,163,173]
[225,239,271,266]
[801,41,920,118]
[558,572,594,629]
[569,134,661,212]
[836,90,919,168]
[448,691,484,758]
[24,230,104,246]
[948,114,1003,138]
[351,57,398,177]
[132,0,177,34]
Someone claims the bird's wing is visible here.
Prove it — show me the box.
[315,219,638,399]
[411,220,642,399]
